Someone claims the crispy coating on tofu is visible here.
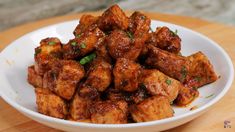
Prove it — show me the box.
[174,86,199,106]
[63,26,105,59]
[185,52,217,88]
[130,95,173,122]
[141,69,180,103]
[146,45,191,83]
[34,37,63,75]
[130,86,149,104]
[106,88,132,102]
[107,29,145,60]
[97,4,129,31]
[78,83,100,100]
[85,59,112,92]
[90,100,128,124]
[73,15,98,37]
[129,11,150,38]
[28,65,43,88]
[95,42,112,63]
[113,58,142,92]
[43,60,85,100]
[69,92,92,121]
[35,88,68,119]
[147,26,181,54]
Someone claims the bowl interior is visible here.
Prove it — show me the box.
[0,20,233,127]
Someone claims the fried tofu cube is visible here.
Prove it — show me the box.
[185,51,218,88]
[106,29,144,60]
[78,84,100,100]
[73,14,98,36]
[63,26,105,59]
[174,86,199,106]
[43,60,85,100]
[85,59,112,92]
[113,58,142,92]
[147,26,181,54]
[35,88,68,119]
[146,45,191,83]
[34,37,63,75]
[90,100,128,124]
[129,11,150,38]
[130,84,149,104]
[28,65,43,88]
[69,92,92,121]
[130,96,173,122]
[97,4,129,31]
[141,69,180,103]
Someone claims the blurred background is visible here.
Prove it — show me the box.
[1,0,235,31]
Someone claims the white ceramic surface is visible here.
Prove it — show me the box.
[0,20,234,132]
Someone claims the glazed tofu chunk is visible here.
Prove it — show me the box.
[130,86,149,104]
[129,11,150,39]
[43,60,85,100]
[141,69,180,103]
[185,51,218,88]
[69,92,92,121]
[63,26,105,59]
[34,37,63,75]
[107,29,144,60]
[73,15,98,37]
[174,86,199,106]
[90,100,128,124]
[85,59,112,92]
[27,65,43,88]
[78,84,100,100]
[148,26,181,54]
[130,96,173,122]
[146,45,191,83]
[97,4,129,31]
[113,58,142,92]
[35,88,68,119]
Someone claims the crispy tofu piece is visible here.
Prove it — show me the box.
[141,69,180,103]
[97,4,129,31]
[129,11,150,38]
[147,26,181,54]
[63,26,105,59]
[130,96,173,122]
[90,100,128,124]
[113,58,142,92]
[85,59,112,92]
[28,65,43,88]
[185,51,218,88]
[95,42,112,63]
[34,37,63,75]
[146,45,191,83]
[78,84,100,100]
[106,29,144,60]
[43,60,85,100]
[35,88,68,119]
[69,92,92,121]
[175,86,199,106]
[106,88,131,102]
[130,86,149,104]
[73,14,98,37]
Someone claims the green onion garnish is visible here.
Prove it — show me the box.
[80,43,86,49]
[71,41,77,46]
[165,79,172,85]
[79,53,96,65]
[48,41,56,45]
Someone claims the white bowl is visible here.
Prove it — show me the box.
[0,20,234,132]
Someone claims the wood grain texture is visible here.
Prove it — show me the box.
[0,12,234,132]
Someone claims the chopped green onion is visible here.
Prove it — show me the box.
[181,66,187,80]
[140,15,146,20]
[71,41,77,46]
[194,76,201,82]
[48,41,56,45]
[79,53,96,65]
[80,43,86,49]
[76,34,81,38]
[165,79,172,85]
[34,48,41,56]
[126,31,134,40]
[171,29,178,36]
[205,94,214,98]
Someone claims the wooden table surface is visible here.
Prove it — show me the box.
[0,11,234,132]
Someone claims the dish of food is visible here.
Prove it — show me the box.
[0,4,233,132]
[27,4,218,124]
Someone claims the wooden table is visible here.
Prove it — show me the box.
[0,12,234,132]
